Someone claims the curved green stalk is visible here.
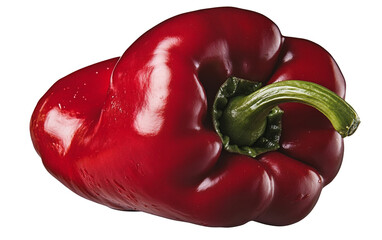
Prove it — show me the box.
[213,77,360,157]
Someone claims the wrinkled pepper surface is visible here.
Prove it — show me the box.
[30,7,360,226]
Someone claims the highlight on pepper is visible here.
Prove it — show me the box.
[30,7,360,227]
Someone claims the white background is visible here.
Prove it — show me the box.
[1,0,381,239]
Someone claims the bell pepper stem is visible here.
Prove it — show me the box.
[220,80,360,147]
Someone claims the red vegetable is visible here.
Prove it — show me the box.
[30,7,359,226]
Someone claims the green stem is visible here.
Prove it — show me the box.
[220,80,360,147]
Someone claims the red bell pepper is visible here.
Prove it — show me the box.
[30,7,359,226]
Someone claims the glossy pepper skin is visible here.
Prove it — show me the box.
[31,7,356,226]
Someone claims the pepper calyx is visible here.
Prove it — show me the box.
[212,77,283,158]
